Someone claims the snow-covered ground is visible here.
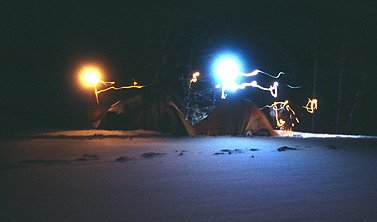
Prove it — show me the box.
[1,130,377,221]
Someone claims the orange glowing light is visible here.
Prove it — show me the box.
[190,72,200,85]
[78,65,146,105]
[283,130,294,137]
[80,66,102,87]
[261,100,299,132]
[303,98,318,113]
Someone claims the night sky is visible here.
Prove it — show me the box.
[1,1,377,135]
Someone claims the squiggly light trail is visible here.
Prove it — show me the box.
[80,69,145,104]
[96,84,143,94]
[79,65,149,106]
[218,69,283,99]
[190,72,200,86]
[260,100,300,132]
[237,81,279,98]
[240,70,285,79]
[303,98,318,113]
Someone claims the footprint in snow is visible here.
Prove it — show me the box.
[76,153,100,161]
[277,146,300,152]
[141,152,165,158]
[115,156,134,162]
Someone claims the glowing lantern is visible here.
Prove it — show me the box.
[80,66,102,87]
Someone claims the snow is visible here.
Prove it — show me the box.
[1,130,377,221]
[278,130,377,139]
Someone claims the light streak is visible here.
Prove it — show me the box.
[237,81,279,98]
[79,66,145,105]
[219,80,279,99]
[96,84,143,94]
[260,100,299,132]
[303,98,318,113]
[216,68,284,99]
[286,85,302,89]
[221,81,279,99]
[190,72,200,86]
[238,70,283,97]
[239,70,285,79]
[95,78,146,103]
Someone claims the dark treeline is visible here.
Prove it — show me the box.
[1,1,376,135]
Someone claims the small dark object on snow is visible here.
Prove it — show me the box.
[249,148,259,151]
[215,149,243,155]
[277,146,298,152]
[223,149,243,154]
[141,152,165,158]
[251,155,255,158]
[177,150,187,156]
[115,156,133,162]
[76,153,100,161]
[221,149,233,154]
[326,144,337,149]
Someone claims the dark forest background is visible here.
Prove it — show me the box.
[1,1,376,136]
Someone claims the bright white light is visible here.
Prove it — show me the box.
[216,58,240,83]
[213,53,285,99]
[215,58,242,92]
[83,71,100,85]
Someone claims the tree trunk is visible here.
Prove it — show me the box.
[311,26,319,132]
[346,61,367,132]
[335,23,346,133]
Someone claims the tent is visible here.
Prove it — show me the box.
[193,99,278,136]
[96,94,191,136]
[96,95,277,136]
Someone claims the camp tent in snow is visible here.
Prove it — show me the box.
[95,94,191,136]
[194,99,278,136]
[96,94,278,136]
